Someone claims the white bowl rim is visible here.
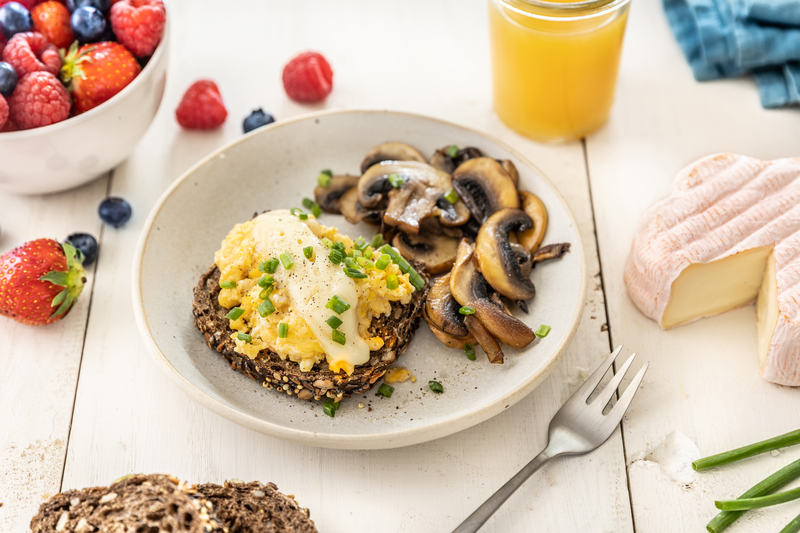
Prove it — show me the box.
[132,108,588,449]
[0,17,170,140]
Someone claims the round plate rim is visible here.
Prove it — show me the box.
[131,108,588,449]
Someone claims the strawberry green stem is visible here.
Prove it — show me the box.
[41,242,87,319]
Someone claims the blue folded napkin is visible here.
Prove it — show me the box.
[663,0,800,108]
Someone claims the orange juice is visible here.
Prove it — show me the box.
[489,0,631,142]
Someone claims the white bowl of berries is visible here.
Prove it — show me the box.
[0,0,169,195]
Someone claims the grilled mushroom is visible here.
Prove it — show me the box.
[358,161,470,233]
[511,242,533,278]
[450,239,494,306]
[393,231,459,274]
[517,191,548,252]
[464,315,504,364]
[314,175,359,214]
[470,299,536,349]
[424,273,469,337]
[500,160,520,187]
[429,145,484,174]
[532,242,571,263]
[428,323,478,350]
[452,158,519,223]
[338,187,382,225]
[474,208,536,301]
[360,142,426,173]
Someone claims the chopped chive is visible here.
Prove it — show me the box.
[716,486,800,511]
[780,513,800,533]
[317,173,332,187]
[303,246,314,259]
[344,257,359,269]
[332,330,346,345]
[322,237,334,248]
[396,258,411,274]
[258,260,270,273]
[388,173,404,188]
[535,325,551,338]
[332,241,346,253]
[278,323,289,338]
[237,333,252,343]
[225,307,245,320]
[344,267,368,279]
[280,252,294,269]
[429,381,444,394]
[311,203,321,217]
[323,397,339,417]
[259,287,273,300]
[352,249,363,258]
[302,197,314,209]
[464,343,476,361]
[257,274,274,288]
[356,257,374,269]
[694,429,800,472]
[326,316,343,329]
[220,280,237,289]
[329,249,344,265]
[290,207,309,220]
[379,244,400,262]
[444,188,459,204]
[326,295,350,314]
[346,250,354,258]
[321,169,333,177]
[257,298,275,317]
[459,306,475,315]
[446,145,459,158]
[375,254,391,270]
[386,274,399,290]
[371,233,384,248]
[377,383,394,398]
[363,248,374,259]
[264,258,279,273]
[409,271,426,291]
[302,198,322,217]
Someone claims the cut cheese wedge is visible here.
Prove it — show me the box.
[625,153,800,386]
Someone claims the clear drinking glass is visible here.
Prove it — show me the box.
[488,0,631,142]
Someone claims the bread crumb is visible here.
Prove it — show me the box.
[358,403,365,409]
[411,376,417,383]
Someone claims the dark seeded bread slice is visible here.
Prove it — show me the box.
[196,480,317,533]
[30,474,226,533]
[192,262,428,401]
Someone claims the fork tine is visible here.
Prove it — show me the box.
[574,345,623,402]
[606,362,649,423]
[590,352,637,409]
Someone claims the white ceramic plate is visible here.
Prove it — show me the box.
[133,110,586,449]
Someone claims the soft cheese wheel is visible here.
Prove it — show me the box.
[625,153,800,385]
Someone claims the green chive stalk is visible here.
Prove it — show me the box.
[707,458,800,533]
[780,513,800,533]
[716,486,800,511]
[694,429,800,471]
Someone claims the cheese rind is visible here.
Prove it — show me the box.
[625,153,800,386]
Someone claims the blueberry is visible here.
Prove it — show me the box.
[98,197,132,228]
[0,2,33,41]
[0,62,17,98]
[66,233,99,266]
[66,0,111,15]
[71,6,106,44]
[242,109,275,134]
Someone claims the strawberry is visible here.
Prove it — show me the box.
[0,93,7,128]
[109,0,165,58]
[282,51,333,103]
[9,70,68,128]
[31,1,72,49]
[2,31,59,78]
[0,239,86,326]
[175,79,226,130]
[60,41,140,114]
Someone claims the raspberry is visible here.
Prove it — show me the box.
[282,51,333,103]
[0,93,8,129]
[2,31,59,77]
[109,0,165,58]
[175,79,227,130]
[9,70,69,129]
[31,1,72,49]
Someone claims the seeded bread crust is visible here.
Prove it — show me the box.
[192,262,428,401]
[196,480,317,533]
[30,474,226,533]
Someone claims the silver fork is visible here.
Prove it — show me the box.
[452,345,649,533]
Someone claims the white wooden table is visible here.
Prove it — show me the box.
[3,0,800,531]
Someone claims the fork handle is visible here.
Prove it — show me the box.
[451,447,556,533]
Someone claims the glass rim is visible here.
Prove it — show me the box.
[496,0,631,20]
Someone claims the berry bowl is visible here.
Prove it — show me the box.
[0,19,169,196]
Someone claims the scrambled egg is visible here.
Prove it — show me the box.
[214,214,415,374]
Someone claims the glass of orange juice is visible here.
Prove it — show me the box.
[489,0,631,142]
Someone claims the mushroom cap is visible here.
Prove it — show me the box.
[358,161,470,234]
[449,239,494,307]
[427,322,477,350]
[464,315,504,364]
[474,208,537,301]
[500,159,520,187]
[429,145,484,174]
[393,231,459,274]
[314,174,359,214]
[517,191,548,253]
[532,242,571,264]
[338,186,382,226]
[424,273,469,337]
[360,141,426,174]
[471,299,536,350]
[452,158,520,223]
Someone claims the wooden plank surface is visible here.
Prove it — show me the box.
[587,0,800,531]
[0,176,108,531]
[55,0,633,532]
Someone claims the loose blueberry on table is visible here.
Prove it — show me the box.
[243,109,275,133]
[66,233,99,266]
[98,197,132,228]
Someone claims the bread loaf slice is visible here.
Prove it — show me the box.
[196,480,317,533]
